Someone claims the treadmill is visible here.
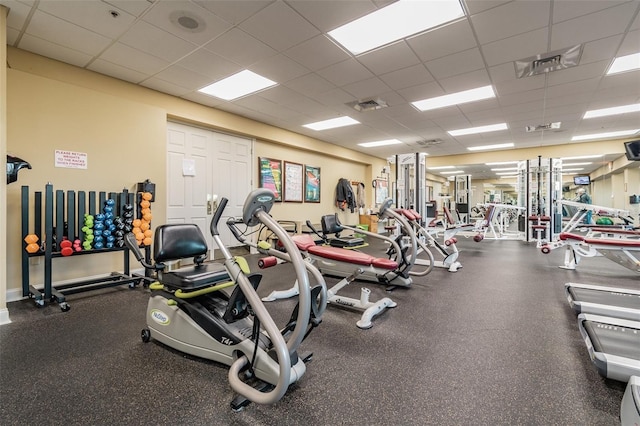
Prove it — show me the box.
[577,313,640,382]
[621,376,640,425]
[565,282,640,321]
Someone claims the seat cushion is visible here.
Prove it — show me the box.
[160,262,230,290]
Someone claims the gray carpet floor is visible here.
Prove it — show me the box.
[1,234,638,425]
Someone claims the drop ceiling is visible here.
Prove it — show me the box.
[2,0,640,179]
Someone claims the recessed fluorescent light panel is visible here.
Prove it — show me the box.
[467,142,514,152]
[486,161,519,165]
[327,0,465,55]
[560,155,603,160]
[427,166,456,170]
[562,162,592,166]
[583,103,640,119]
[198,70,277,100]
[495,172,518,175]
[490,167,518,171]
[563,168,584,171]
[412,85,495,112]
[358,139,403,148]
[441,170,465,174]
[571,129,640,141]
[448,123,508,137]
[607,52,640,75]
[303,116,360,131]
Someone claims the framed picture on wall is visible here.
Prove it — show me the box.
[374,179,389,205]
[283,161,303,202]
[258,157,282,201]
[304,165,321,203]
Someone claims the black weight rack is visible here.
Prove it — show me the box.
[21,184,152,311]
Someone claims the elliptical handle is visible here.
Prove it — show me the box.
[210,197,228,236]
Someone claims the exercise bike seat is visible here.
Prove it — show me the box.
[154,224,231,290]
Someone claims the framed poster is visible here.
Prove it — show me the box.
[304,165,321,203]
[283,161,303,202]
[374,179,389,205]
[258,157,282,201]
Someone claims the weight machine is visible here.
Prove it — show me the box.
[394,153,426,218]
[517,156,562,245]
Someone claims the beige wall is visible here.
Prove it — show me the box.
[1,6,8,321]
[4,48,386,302]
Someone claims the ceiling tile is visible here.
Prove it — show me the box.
[553,0,629,24]
[140,77,192,96]
[580,34,624,64]
[425,48,485,79]
[357,41,421,75]
[494,73,545,96]
[550,2,639,50]
[3,0,32,31]
[141,0,233,46]
[88,58,147,84]
[239,1,320,51]
[482,27,548,67]
[284,34,350,71]
[102,0,153,16]
[378,64,433,91]
[471,1,550,45]
[341,76,391,100]
[38,0,136,39]
[287,0,376,32]
[100,42,170,75]
[464,0,512,16]
[407,19,477,63]
[193,0,273,25]
[438,69,492,93]
[25,10,111,56]
[118,20,197,63]
[316,58,374,87]
[313,87,357,107]
[177,48,242,81]
[249,53,310,84]
[204,28,277,67]
[618,29,640,56]
[150,64,214,91]
[547,60,609,86]
[283,73,336,97]
[19,33,93,67]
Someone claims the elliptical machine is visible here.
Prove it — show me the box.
[125,189,324,410]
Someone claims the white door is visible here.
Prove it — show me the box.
[166,122,252,257]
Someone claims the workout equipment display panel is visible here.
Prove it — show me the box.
[565,282,640,321]
[577,313,640,382]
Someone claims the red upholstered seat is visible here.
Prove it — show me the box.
[292,234,317,251]
[371,258,399,269]
[307,245,374,266]
[560,233,585,241]
[294,232,399,270]
[407,209,422,221]
[584,238,640,247]
[591,228,640,236]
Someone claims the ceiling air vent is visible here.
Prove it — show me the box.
[525,122,561,132]
[415,139,443,146]
[515,45,583,78]
[347,98,388,112]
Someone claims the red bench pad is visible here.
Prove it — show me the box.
[560,233,585,241]
[584,238,640,248]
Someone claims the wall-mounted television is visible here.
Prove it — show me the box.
[624,140,640,161]
[573,175,590,185]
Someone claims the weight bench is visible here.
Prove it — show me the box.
[262,233,398,329]
[544,231,640,273]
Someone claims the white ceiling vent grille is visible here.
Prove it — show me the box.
[525,122,561,132]
[515,45,583,78]
[415,139,443,146]
[347,98,388,112]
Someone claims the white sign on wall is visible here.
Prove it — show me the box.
[55,150,88,169]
